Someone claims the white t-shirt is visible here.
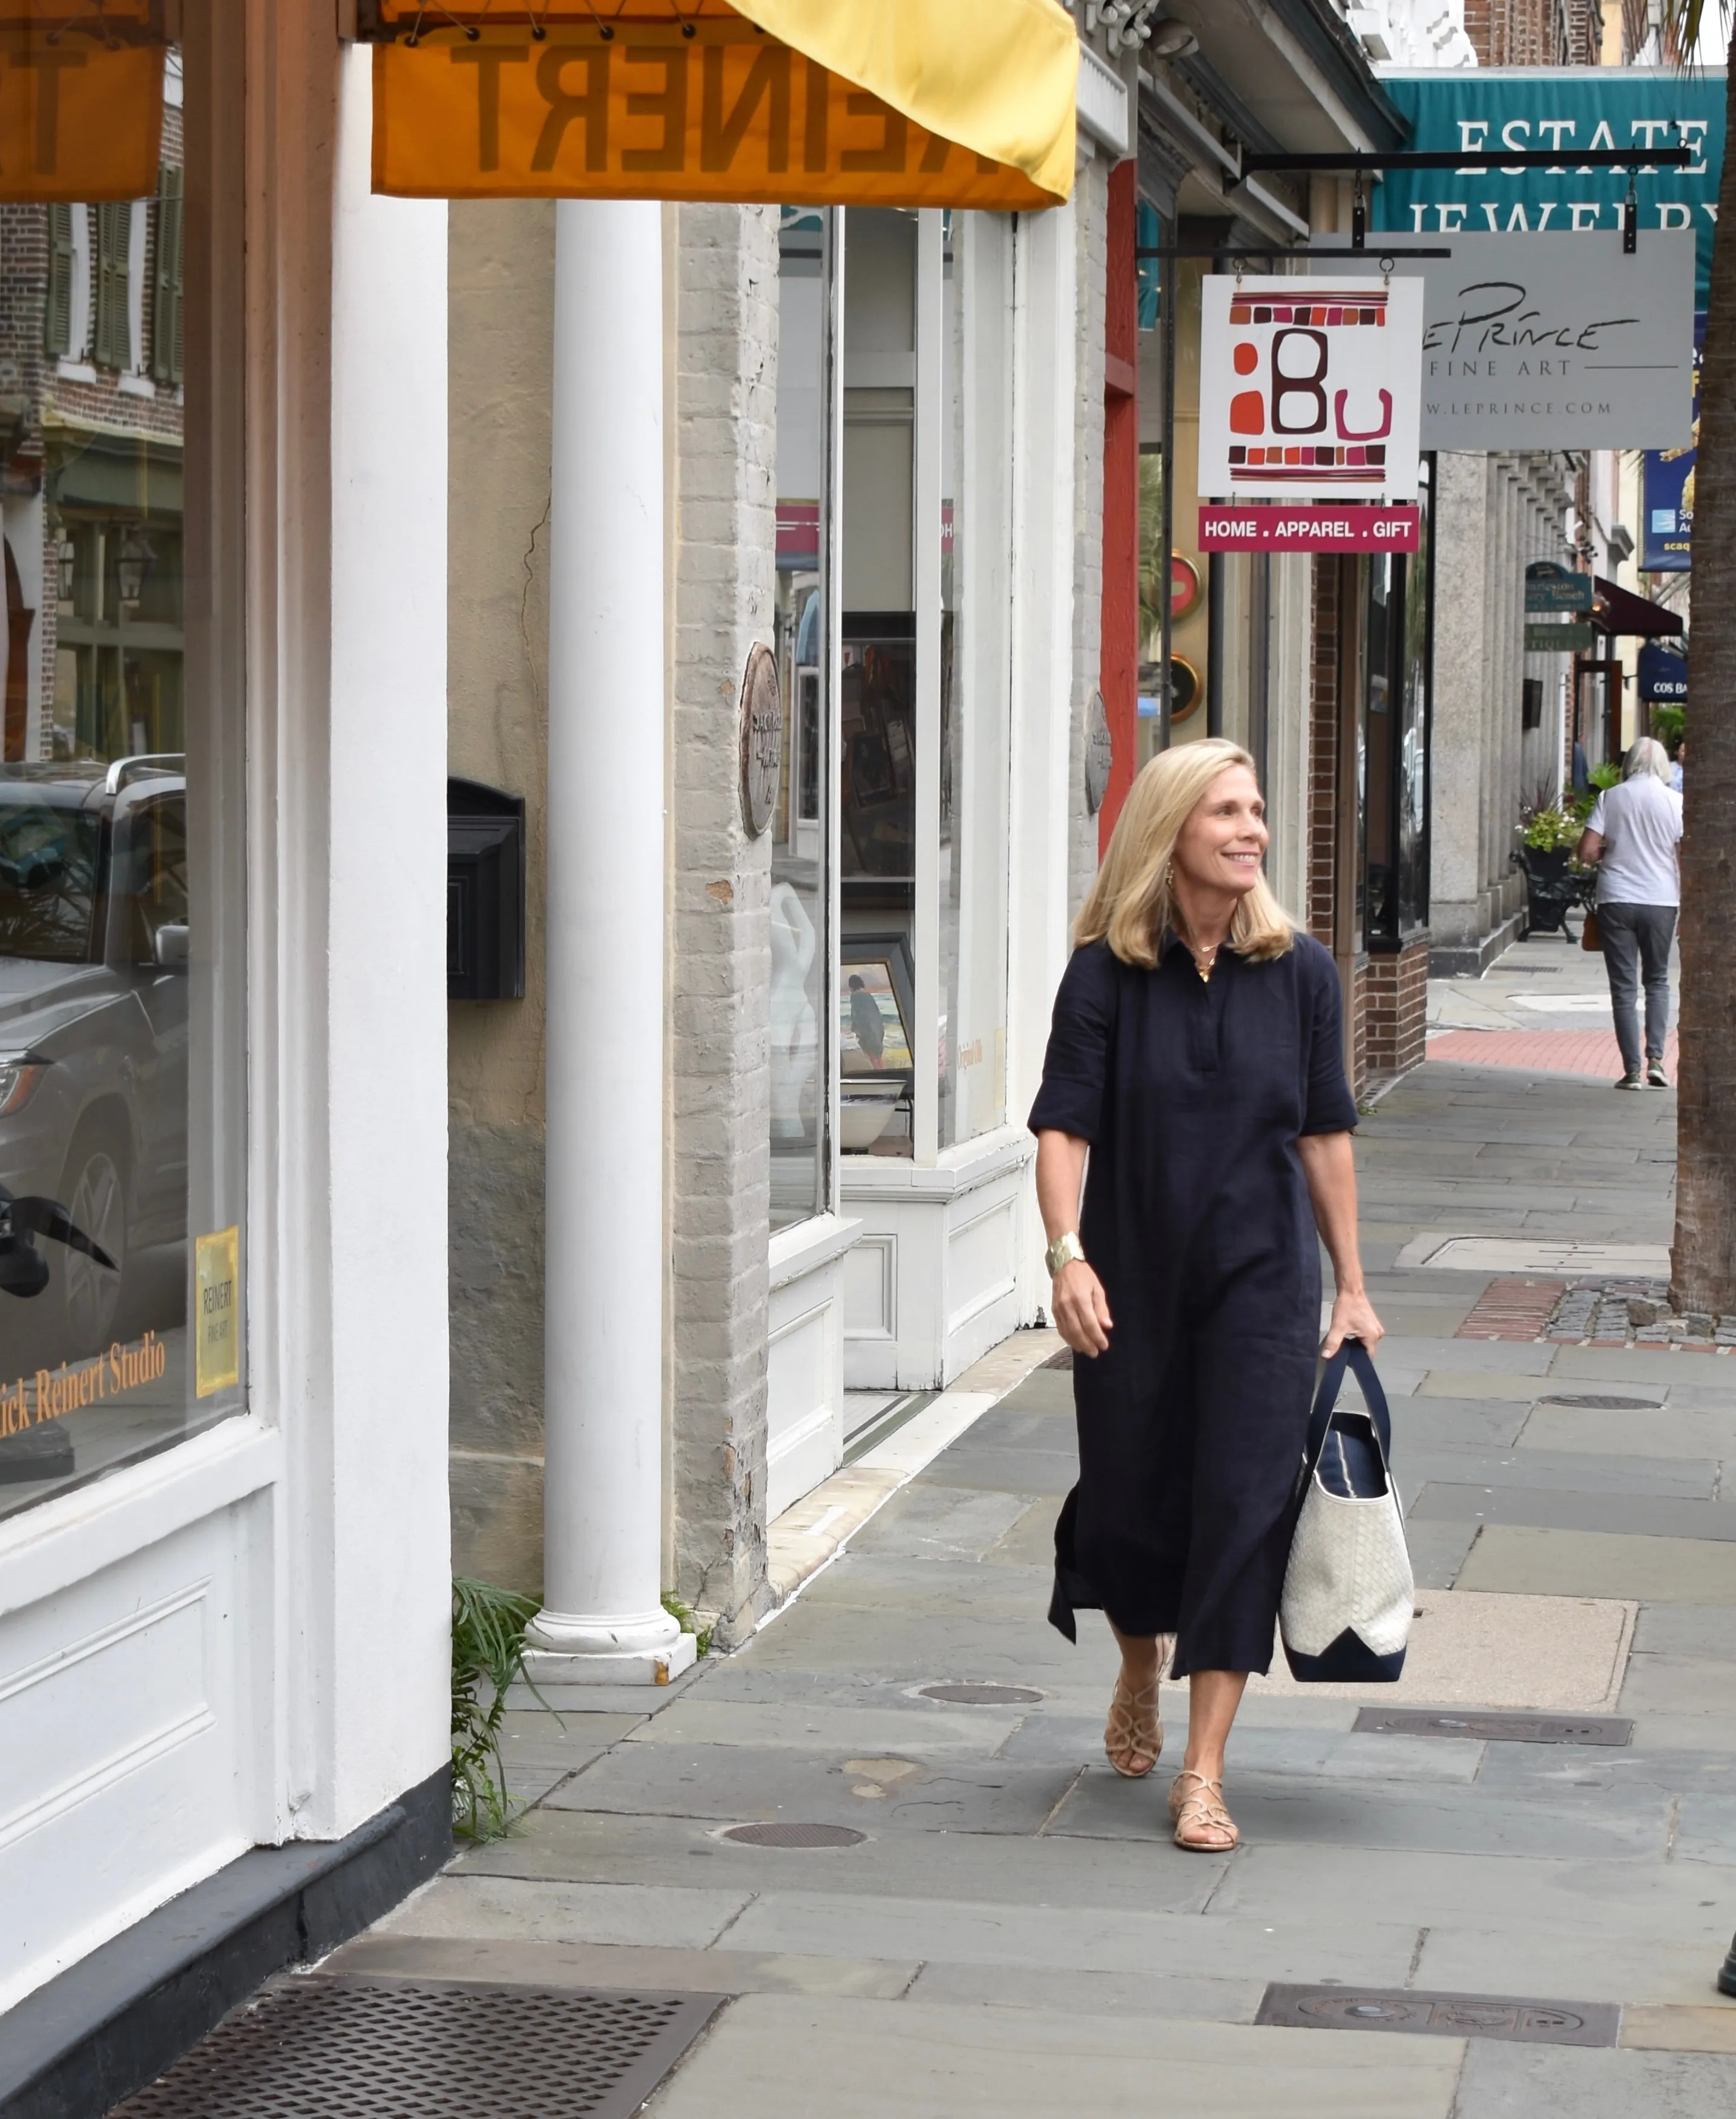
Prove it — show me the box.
[1586,777,1684,907]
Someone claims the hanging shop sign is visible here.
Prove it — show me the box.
[1638,640,1688,701]
[0,2,165,202]
[1526,562,1593,613]
[362,0,1077,208]
[1197,276,1425,502]
[1643,311,1703,572]
[1198,505,1419,553]
[1525,621,1596,654]
[1373,71,1724,305]
[1335,234,1694,451]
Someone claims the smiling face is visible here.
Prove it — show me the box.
[1172,763,1269,901]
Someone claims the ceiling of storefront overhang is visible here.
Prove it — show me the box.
[1160,0,1406,157]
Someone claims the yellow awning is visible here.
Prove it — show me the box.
[0,2,164,202]
[368,0,1078,209]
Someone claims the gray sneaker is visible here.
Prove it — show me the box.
[1647,1059,1669,1088]
[1616,1070,1644,1091]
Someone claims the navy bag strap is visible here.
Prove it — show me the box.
[1300,1338,1391,1479]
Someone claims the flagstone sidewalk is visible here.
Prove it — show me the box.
[327,953,1735,2115]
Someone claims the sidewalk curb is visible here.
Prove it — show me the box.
[761,1329,1064,1620]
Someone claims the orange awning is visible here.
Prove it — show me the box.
[366,0,1078,210]
[0,1,165,202]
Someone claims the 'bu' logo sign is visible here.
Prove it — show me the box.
[1198,276,1424,501]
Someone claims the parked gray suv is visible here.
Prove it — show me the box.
[0,758,188,1353]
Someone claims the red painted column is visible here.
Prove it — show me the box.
[1099,159,1139,853]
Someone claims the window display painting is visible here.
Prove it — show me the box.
[841,938,915,1079]
[841,637,916,876]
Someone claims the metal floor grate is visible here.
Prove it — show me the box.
[720,1821,864,1848]
[110,1977,722,2119]
[1258,1984,1619,2047]
[1355,1707,1633,1747]
[919,1682,1044,1706]
[1537,1393,1661,1410]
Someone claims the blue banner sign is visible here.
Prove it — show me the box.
[1639,639,1688,700]
[1643,311,1702,571]
[1374,71,1725,304]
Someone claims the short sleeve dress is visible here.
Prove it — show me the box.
[1027,930,1358,1678]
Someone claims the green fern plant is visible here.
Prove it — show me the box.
[451,1575,550,1842]
[662,1592,714,1660]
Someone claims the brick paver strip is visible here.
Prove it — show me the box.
[1427,1028,1681,1075]
[1457,1277,1567,1341]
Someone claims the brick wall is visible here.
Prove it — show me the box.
[1463,0,1577,64]
[1346,952,1369,1102]
[1306,556,1340,946]
[1364,939,1430,1081]
[668,201,779,1648]
[1305,556,1432,1099]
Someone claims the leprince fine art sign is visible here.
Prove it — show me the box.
[1197,277,1424,502]
[1334,232,1694,451]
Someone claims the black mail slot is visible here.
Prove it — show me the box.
[448,777,526,1001]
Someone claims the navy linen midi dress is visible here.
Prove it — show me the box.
[1028,930,1358,1677]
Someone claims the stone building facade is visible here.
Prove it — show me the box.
[444,54,1134,1626]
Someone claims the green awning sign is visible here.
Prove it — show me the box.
[1526,563,1593,612]
[1525,621,1595,653]
[1374,71,1724,306]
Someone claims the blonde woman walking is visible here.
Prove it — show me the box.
[1029,740,1382,1851]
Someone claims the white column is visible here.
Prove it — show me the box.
[525,200,691,1685]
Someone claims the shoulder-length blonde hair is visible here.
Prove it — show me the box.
[1074,738,1295,967]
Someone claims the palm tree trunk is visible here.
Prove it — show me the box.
[1673,41,1736,1313]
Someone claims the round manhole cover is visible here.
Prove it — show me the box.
[1301,1995,1432,2028]
[1538,1394,1661,1410]
[720,1822,865,1849]
[919,1683,1044,1706]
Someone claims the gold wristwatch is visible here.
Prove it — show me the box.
[1045,1230,1087,1276]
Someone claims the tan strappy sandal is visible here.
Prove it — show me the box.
[1104,1674,1163,1778]
[1169,1769,1239,1851]
[1103,1637,1175,1779]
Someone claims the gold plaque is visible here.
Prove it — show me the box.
[194,1227,240,1398]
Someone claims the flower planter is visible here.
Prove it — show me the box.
[1510,845,1591,939]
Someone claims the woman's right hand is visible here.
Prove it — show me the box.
[1052,1258,1113,1357]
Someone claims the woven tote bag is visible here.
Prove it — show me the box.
[1279,1339,1413,1683]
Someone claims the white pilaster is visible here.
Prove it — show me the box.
[525,199,691,1685]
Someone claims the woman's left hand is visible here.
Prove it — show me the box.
[1323,1286,1384,1356]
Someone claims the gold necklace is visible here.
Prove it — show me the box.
[1182,935,1221,984]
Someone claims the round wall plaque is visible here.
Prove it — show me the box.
[738,642,781,838]
[1169,655,1203,723]
[1084,689,1114,815]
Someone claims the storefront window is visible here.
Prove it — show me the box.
[938,211,1011,1148]
[1395,458,1432,933]
[839,208,918,1156]
[1,18,246,1517]
[771,208,833,1229]
[1364,458,1432,944]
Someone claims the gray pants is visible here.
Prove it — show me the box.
[1599,901,1677,1073]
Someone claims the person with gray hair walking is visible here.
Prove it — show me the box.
[1577,737,1683,1089]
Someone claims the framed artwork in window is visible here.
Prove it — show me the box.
[840,932,915,1078]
